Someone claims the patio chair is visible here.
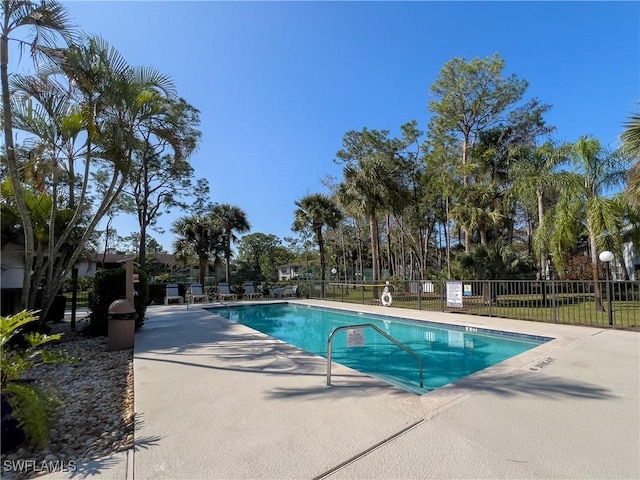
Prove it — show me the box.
[269,286,284,298]
[186,282,208,304]
[282,285,299,298]
[242,282,263,300]
[164,283,184,305]
[217,282,237,301]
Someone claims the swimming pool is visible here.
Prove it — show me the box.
[208,303,551,394]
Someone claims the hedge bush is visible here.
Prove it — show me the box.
[86,268,149,336]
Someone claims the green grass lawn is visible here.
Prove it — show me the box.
[65,285,639,329]
[64,290,90,310]
[323,286,640,329]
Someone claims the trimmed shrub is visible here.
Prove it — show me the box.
[86,268,149,336]
[296,283,309,298]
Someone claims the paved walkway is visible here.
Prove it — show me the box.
[49,300,639,479]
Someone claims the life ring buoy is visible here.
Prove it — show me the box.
[380,291,393,307]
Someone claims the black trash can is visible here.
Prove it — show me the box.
[107,299,137,350]
[48,294,67,323]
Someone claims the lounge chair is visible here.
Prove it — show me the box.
[164,283,183,305]
[217,282,237,301]
[269,286,284,298]
[282,285,298,298]
[243,282,263,300]
[186,282,208,303]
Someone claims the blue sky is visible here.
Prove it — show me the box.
[56,1,639,251]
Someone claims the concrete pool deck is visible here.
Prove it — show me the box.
[49,299,639,479]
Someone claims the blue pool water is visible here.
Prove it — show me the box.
[208,303,550,394]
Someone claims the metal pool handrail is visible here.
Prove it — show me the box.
[326,323,424,389]
[211,300,230,316]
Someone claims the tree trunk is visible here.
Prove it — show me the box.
[369,213,380,283]
[445,197,451,280]
[462,133,471,252]
[399,222,406,280]
[479,227,488,246]
[356,218,363,281]
[199,257,206,286]
[619,257,630,281]
[103,217,113,264]
[536,189,547,279]
[462,134,469,185]
[139,219,147,270]
[340,226,348,283]
[369,212,382,299]
[465,227,471,254]
[225,230,232,283]
[386,214,393,277]
[2,31,35,309]
[317,227,326,298]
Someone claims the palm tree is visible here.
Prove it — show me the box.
[9,71,84,299]
[172,215,224,286]
[210,204,250,283]
[622,112,640,159]
[9,71,83,204]
[511,141,571,277]
[461,239,534,303]
[293,193,343,297]
[1,0,75,308]
[7,33,183,320]
[449,181,504,248]
[622,112,640,206]
[537,136,630,310]
[605,194,638,280]
[338,155,403,287]
[574,136,629,308]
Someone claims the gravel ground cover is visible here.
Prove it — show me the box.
[1,318,134,479]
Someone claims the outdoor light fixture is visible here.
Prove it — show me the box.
[598,251,614,263]
[599,250,614,326]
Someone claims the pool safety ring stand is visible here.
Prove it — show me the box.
[380,291,393,307]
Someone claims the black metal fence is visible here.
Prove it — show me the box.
[64,289,90,311]
[66,279,640,328]
[301,279,640,329]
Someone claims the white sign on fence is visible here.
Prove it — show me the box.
[446,281,463,307]
[347,328,365,347]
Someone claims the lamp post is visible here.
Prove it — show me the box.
[330,268,337,300]
[598,251,614,326]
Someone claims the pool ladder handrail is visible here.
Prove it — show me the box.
[213,300,230,316]
[326,323,424,389]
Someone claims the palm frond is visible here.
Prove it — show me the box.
[622,113,640,159]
